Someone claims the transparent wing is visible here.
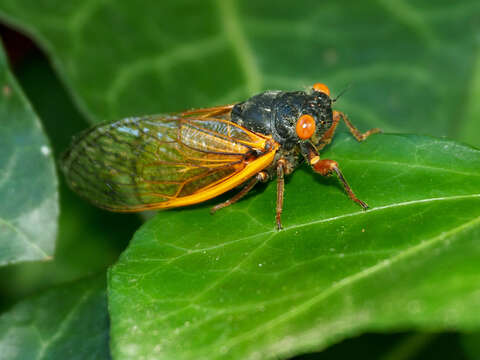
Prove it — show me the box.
[61,110,277,211]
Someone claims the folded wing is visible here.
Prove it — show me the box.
[61,112,278,211]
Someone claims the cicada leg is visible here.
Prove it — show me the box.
[317,110,381,151]
[275,159,287,230]
[333,111,382,142]
[210,171,269,214]
[311,158,368,210]
[302,142,368,210]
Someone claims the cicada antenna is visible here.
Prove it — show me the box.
[332,83,352,103]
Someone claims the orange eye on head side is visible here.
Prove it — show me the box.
[312,83,330,97]
[296,114,316,140]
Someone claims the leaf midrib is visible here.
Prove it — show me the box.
[145,193,480,267]
[36,287,96,359]
[148,193,480,358]
[191,194,480,303]
[215,0,262,94]
[286,193,480,232]
[335,158,480,178]
[218,210,480,357]
[133,193,480,331]
[0,217,49,261]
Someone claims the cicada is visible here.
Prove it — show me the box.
[62,83,380,229]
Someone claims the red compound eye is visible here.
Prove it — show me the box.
[312,83,330,96]
[296,114,316,140]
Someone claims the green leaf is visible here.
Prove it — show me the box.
[0,43,57,266]
[0,275,110,360]
[0,1,478,144]
[109,133,480,360]
[0,54,141,311]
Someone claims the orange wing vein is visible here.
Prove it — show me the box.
[61,108,279,212]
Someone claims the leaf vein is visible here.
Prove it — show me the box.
[219,214,480,352]
[0,217,50,260]
[215,0,262,94]
[37,287,96,359]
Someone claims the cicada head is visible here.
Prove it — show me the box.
[300,83,335,145]
[272,83,334,149]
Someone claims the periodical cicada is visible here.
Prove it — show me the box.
[62,83,380,229]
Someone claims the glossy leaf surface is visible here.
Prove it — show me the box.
[0,43,57,266]
[109,133,480,360]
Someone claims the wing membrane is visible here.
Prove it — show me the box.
[62,111,277,211]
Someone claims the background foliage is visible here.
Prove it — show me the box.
[0,1,479,359]
[0,40,57,266]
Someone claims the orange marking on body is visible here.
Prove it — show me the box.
[310,155,320,165]
[312,83,330,96]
